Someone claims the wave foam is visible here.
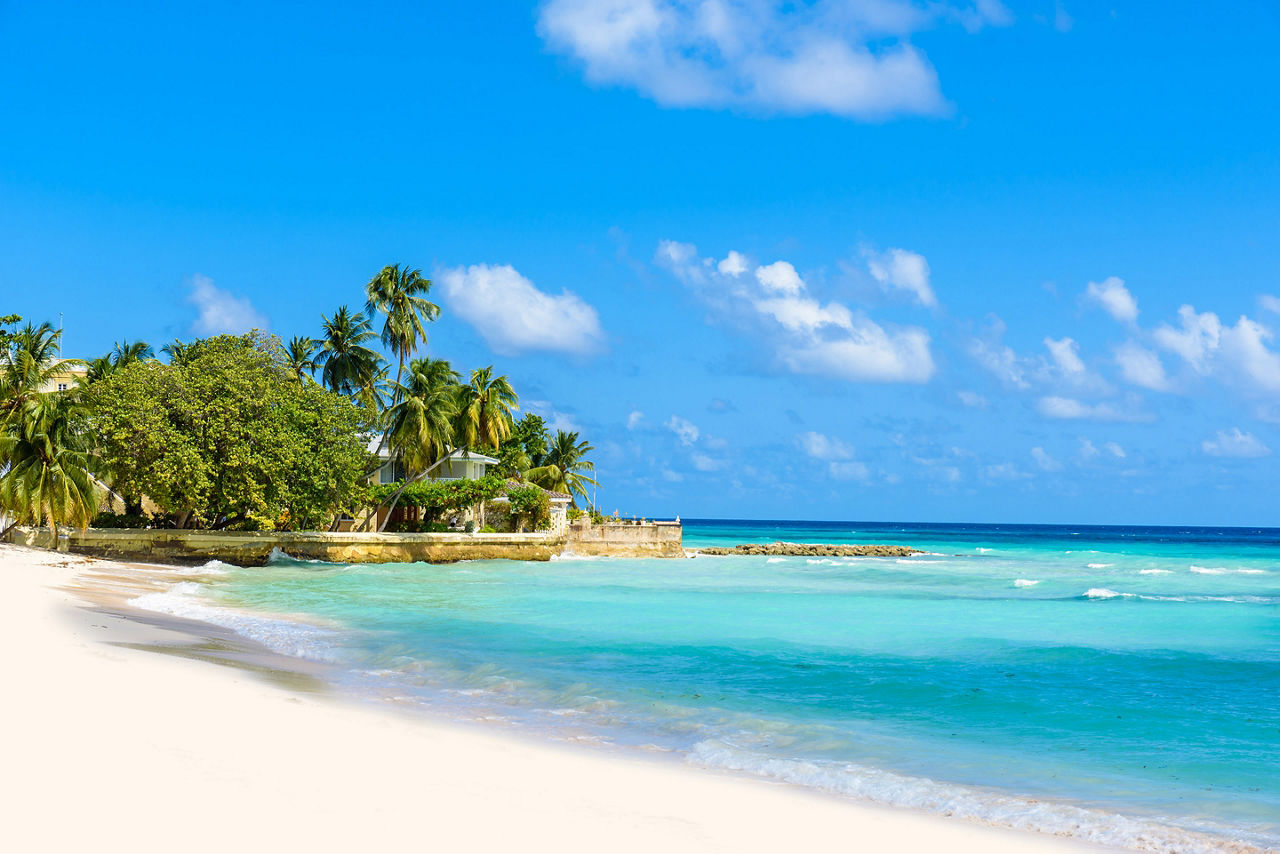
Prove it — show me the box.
[1083,588,1132,600]
[1190,566,1227,574]
[1086,563,1113,569]
[1013,579,1039,588]
[130,583,340,662]
[1140,569,1172,575]
[688,742,1244,853]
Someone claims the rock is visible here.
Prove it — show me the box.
[693,541,922,557]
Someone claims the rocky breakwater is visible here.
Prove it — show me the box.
[694,541,923,557]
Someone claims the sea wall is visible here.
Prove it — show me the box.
[565,521,684,558]
[5,527,564,566]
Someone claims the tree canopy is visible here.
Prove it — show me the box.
[85,333,373,530]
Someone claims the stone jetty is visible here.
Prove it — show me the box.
[694,541,922,557]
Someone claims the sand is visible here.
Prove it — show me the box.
[1,543,1109,853]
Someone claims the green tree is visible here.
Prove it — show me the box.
[85,334,372,530]
[526,430,598,507]
[494,412,549,477]
[453,366,518,452]
[0,314,21,353]
[85,339,154,384]
[0,391,104,537]
[365,264,439,406]
[317,306,385,413]
[386,357,459,473]
[1,322,71,418]
[285,335,319,381]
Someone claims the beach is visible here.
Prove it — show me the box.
[1,541,1112,854]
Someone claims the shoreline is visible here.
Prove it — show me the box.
[2,543,1241,853]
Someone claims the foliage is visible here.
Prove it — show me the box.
[386,357,459,473]
[365,264,439,396]
[384,519,451,533]
[85,339,154,384]
[0,314,21,352]
[566,506,584,522]
[285,336,318,381]
[453,366,517,452]
[316,306,386,413]
[525,430,598,506]
[506,484,551,530]
[0,391,104,534]
[91,511,151,529]
[1,322,75,419]
[494,413,549,477]
[84,333,373,530]
[369,475,505,519]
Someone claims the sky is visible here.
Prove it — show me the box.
[3,1,1280,526]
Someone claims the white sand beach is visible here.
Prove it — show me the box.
[1,543,1109,854]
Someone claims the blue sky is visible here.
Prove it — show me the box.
[3,1,1280,525]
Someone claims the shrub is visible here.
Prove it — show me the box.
[91,512,150,529]
[370,476,505,521]
[480,524,497,533]
[506,485,551,530]
[566,506,584,522]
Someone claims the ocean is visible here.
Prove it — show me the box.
[133,520,1280,852]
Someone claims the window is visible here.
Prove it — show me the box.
[57,383,68,392]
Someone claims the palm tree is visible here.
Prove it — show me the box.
[316,306,384,407]
[161,339,190,364]
[0,392,103,537]
[112,340,154,367]
[386,358,460,473]
[453,366,518,452]
[526,430,598,507]
[365,265,440,406]
[1,322,69,418]
[285,336,318,382]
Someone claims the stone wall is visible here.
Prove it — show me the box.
[565,521,684,558]
[5,527,564,565]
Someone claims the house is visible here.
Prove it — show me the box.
[40,360,88,393]
[364,441,572,534]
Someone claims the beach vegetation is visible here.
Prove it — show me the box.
[525,430,598,507]
[369,475,505,522]
[285,336,319,382]
[365,264,440,409]
[506,484,551,530]
[316,306,386,415]
[84,333,372,530]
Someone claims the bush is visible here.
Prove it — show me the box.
[370,476,505,521]
[480,524,497,533]
[506,485,551,531]
[566,506,584,522]
[91,512,150,529]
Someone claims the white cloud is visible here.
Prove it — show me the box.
[1153,305,1220,373]
[661,468,685,482]
[1202,428,1271,459]
[1260,294,1280,315]
[865,247,936,307]
[658,240,935,384]
[985,462,1030,480]
[1037,396,1149,422]
[187,274,268,336]
[1053,2,1073,32]
[957,390,988,408]
[1044,336,1085,376]
[1084,276,1138,324]
[1114,341,1170,391]
[1103,441,1126,458]
[626,410,644,429]
[829,461,871,481]
[755,260,804,295]
[538,0,1008,121]
[1151,306,1280,393]
[1220,316,1280,394]
[969,316,1031,389]
[1078,438,1099,460]
[691,453,723,471]
[1030,446,1062,471]
[797,431,854,461]
[439,264,605,356]
[665,415,700,445]
[524,400,583,434]
[718,250,749,277]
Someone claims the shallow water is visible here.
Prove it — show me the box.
[133,520,1280,852]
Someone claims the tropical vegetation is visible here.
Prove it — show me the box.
[0,261,602,535]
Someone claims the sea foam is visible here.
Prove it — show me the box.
[1083,588,1131,599]
[1013,579,1039,588]
[688,741,1244,854]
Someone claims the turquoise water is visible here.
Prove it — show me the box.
[139,521,1280,851]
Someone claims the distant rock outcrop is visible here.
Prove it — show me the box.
[693,542,922,557]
